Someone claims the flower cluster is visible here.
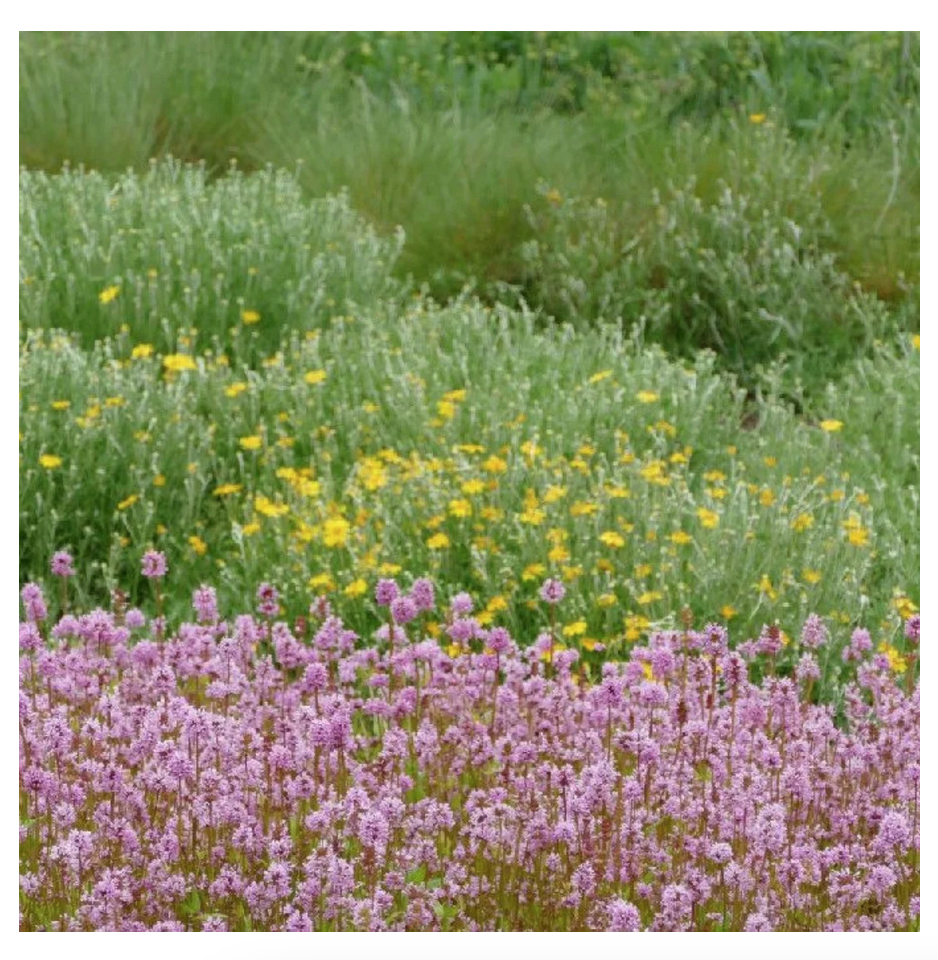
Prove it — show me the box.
[19,570,919,932]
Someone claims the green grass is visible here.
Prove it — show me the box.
[20,32,919,393]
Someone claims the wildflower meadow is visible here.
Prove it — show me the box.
[19,31,919,933]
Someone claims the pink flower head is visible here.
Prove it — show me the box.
[141,550,168,579]
[375,579,399,607]
[539,578,565,605]
[51,551,75,578]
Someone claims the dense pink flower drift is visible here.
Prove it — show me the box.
[19,573,919,932]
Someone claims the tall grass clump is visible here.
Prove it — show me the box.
[19,160,404,360]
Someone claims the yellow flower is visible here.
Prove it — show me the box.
[790,513,814,533]
[323,517,350,547]
[378,562,403,576]
[544,485,567,504]
[588,370,613,385]
[437,400,456,420]
[241,522,261,536]
[344,578,368,598]
[254,495,290,519]
[188,535,208,556]
[105,396,125,408]
[449,498,473,519]
[763,456,778,468]
[213,483,243,498]
[308,572,336,592]
[878,642,907,674]
[131,343,154,360]
[483,455,508,474]
[519,508,546,526]
[225,382,248,398]
[637,591,663,606]
[561,565,583,582]
[634,563,653,578]
[563,620,587,638]
[847,527,870,547]
[720,605,737,620]
[639,460,670,485]
[893,595,918,620]
[50,400,70,411]
[802,569,823,585]
[241,309,261,325]
[487,595,509,613]
[545,187,563,205]
[304,369,327,386]
[153,474,166,487]
[548,545,570,563]
[239,435,263,451]
[597,593,617,608]
[757,575,778,601]
[522,563,546,582]
[461,478,486,496]
[703,470,726,483]
[570,501,599,517]
[696,507,720,529]
[599,531,626,549]
[98,285,120,304]
[625,614,650,641]
[749,113,767,124]
[39,454,63,469]
[819,419,844,433]
[427,532,450,550]
[163,354,197,373]
[912,333,920,351]
[443,389,467,403]
[636,390,659,404]
[117,494,138,511]
[605,485,630,499]
[758,488,776,508]
[669,531,692,545]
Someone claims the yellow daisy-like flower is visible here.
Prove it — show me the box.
[522,563,546,582]
[461,479,486,496]
[696,507,720,529]
[790,513,814,533]
[802,569,823,585]
[588,370,613,385]
[819,419,844,433]
[599,531,626,548]
[720,605,737,620]
[131,343,154,360]
[308,572,336,591]
[225,382,248,398]
[304,369,327,386]
[636,390,659,404]
[637,590,663,605]
[50,400,71,411]
[322,517,350,548]
[912,333,920,351]
[98,285,121,304]
[344,578,368,598]
[239,435,263,451]
[749,113,767,124]
[482,455,508,474]
[39,454,63,469]
[562,620,587,638]
[597,593,618,608]
[117,494,138,511]
[241,309,261,325]
[449,498,472,519]
[213,483,242,497]
[188,535,208,556]
[669,531,692,545]
[427,532,450,550]
[163,354,198,373]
